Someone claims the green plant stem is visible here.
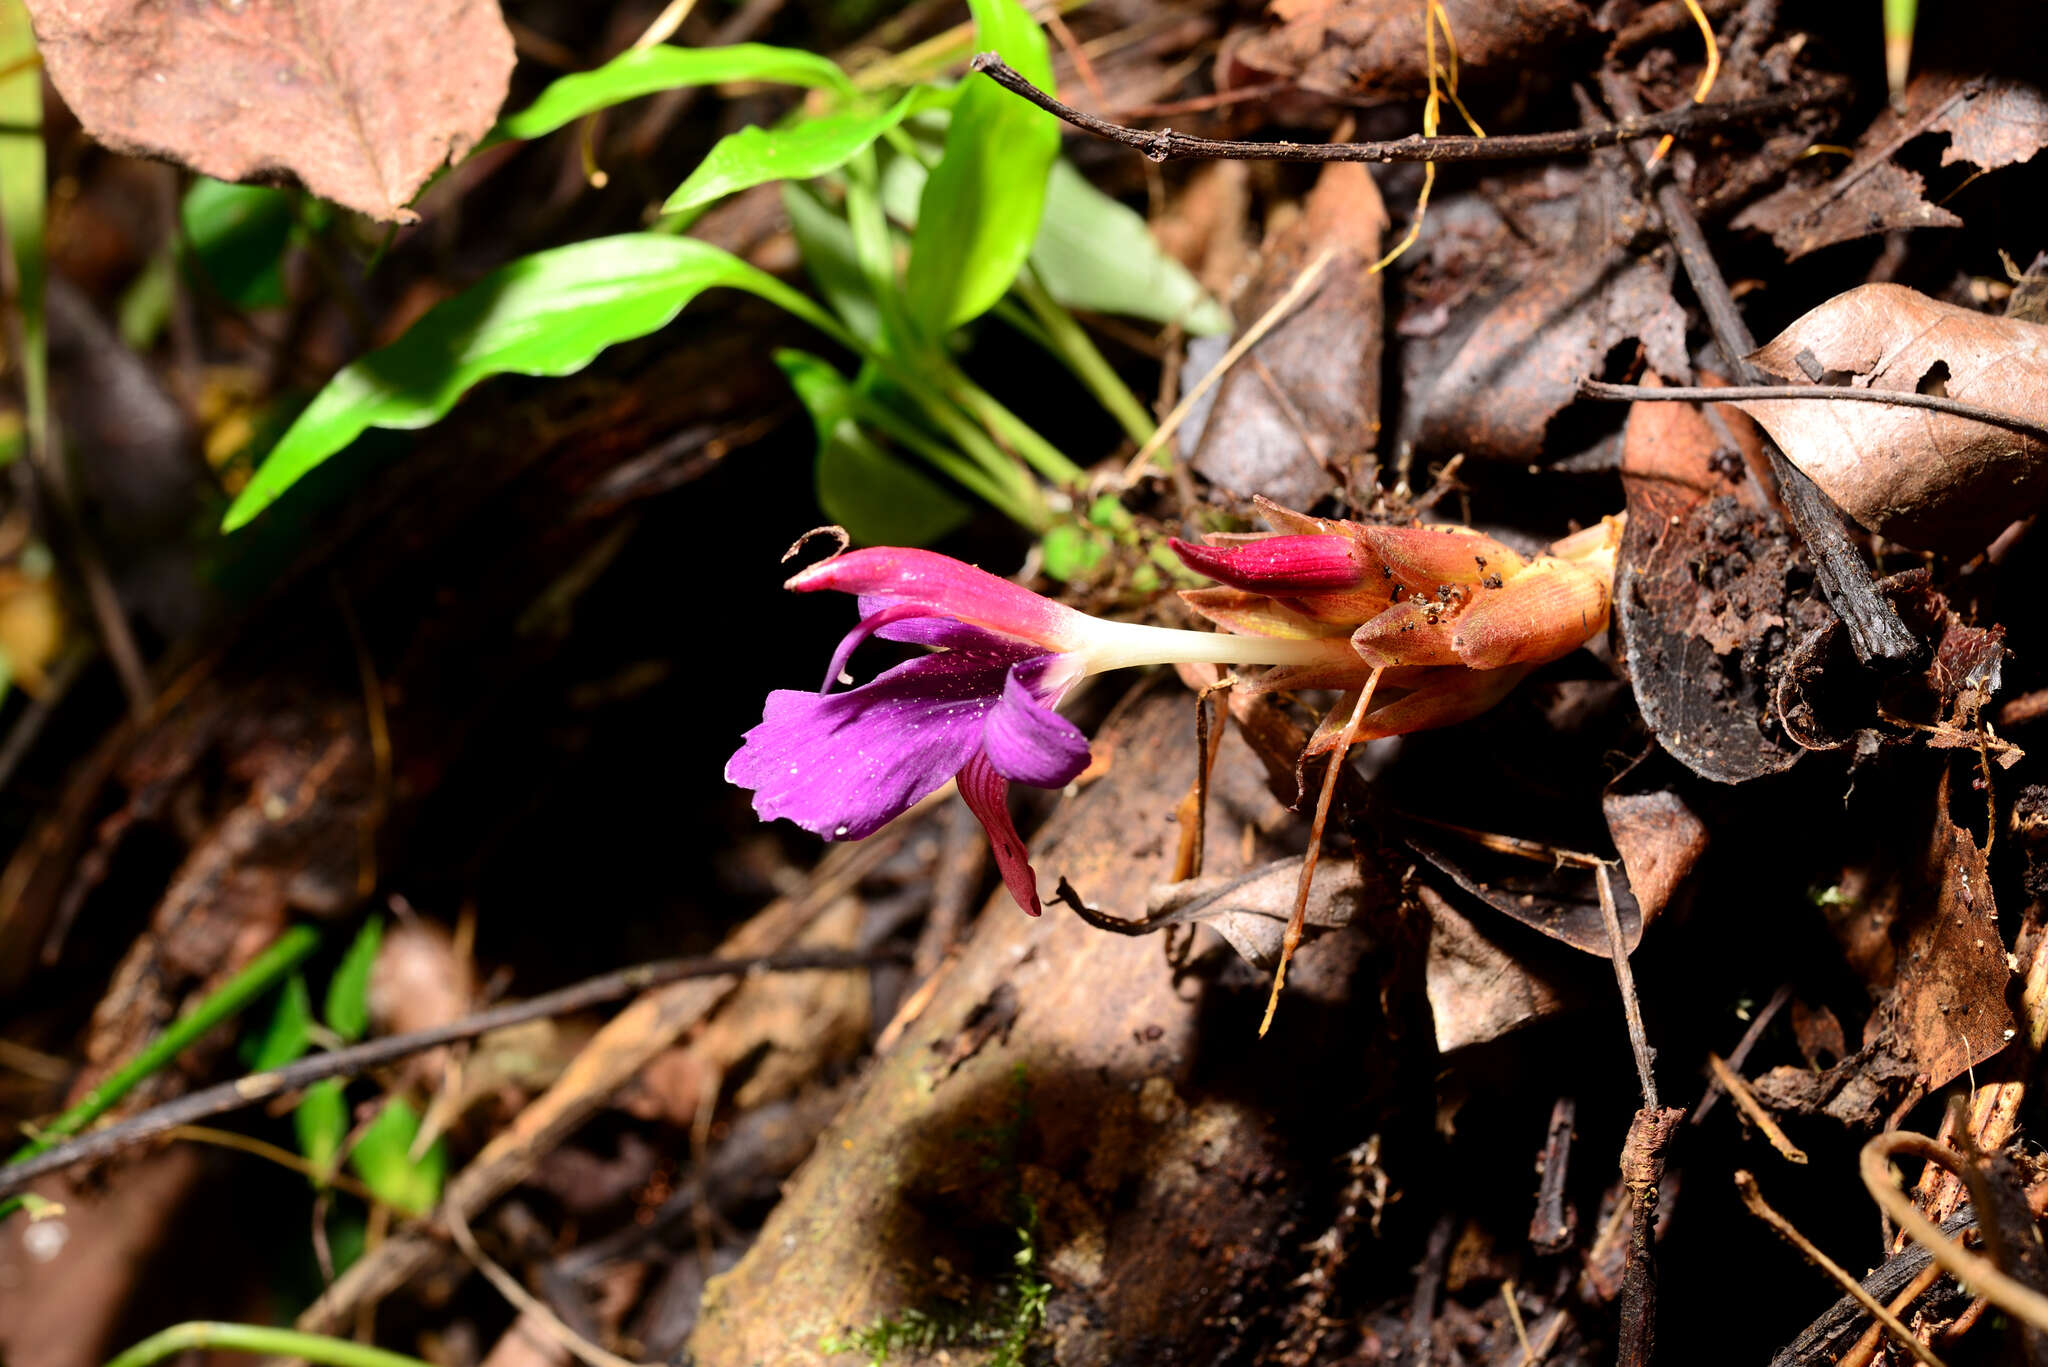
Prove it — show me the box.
[0,923,320,1222]
[848,386,1043,526]
[937,361,1088,487]
[103,1322,435,1367]
[1009,271,1156,446]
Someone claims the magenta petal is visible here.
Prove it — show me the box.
[958,750,1041,915]
[983,664,1090,788]
[1169,533,1366,593]
[726,651,1008,841]
[820,602,938,692]
[789,548,1087,651]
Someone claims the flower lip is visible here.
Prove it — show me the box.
[1169,534,1368,593]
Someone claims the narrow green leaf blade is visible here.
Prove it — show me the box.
[778,350,969,546]
[903,0,1058,334]
[0,0,45,457]
[664,90,941,214]
[224,234,839,531]
[294,1078,349,1181]
[782,183,881,344]
[348,1099,447,1216]
[247,973,315,1072]
[494,44,853,143]
[1030,161,1229,334]
[324,916,384,1044]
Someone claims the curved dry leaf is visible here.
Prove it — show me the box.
[28,0,514,222]
[1616,376,1814,782]
[1734,73,2048,260]
[1734,283,2048,550]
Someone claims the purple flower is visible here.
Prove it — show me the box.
[727,546,1359,913]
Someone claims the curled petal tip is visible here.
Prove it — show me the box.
[1170,534,1368,593]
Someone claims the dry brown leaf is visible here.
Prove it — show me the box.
[1189,160,1388,508]
[1419,886,1575,1054]
[1734,283,2048,550]
[27,0,515,222]
[1616,374,1816,782]
[1734,73,2048,260]
[1397,164,1688,464]
[1227,0,1589,101]
[1142,856,1367,969]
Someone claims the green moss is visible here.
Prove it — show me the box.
[820,1204,1050,1366]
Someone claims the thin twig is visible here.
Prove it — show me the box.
[1581,379,2048,442]
[1737,1169,1948,1367]
[1706,1053,1808,1163]
[1597,72,1921,670]
[1120,248,1335,484]
[0,946,896,1201]
[970,55,1841,165]
[1596,863,1658,1110]
[1692,980,1790,1124]
[445,1203,650,1367]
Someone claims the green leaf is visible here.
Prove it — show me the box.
[664,87,950,214]
[294,1078,349,1181]
[247,974,315,1072]
[884,148,1226,334]
[494,44,854,143]
[778,350,969,546]
[903,0,1058,334]
[348,1099,447,1217]
[782,184,882,344]
[1030,162,1230,335]
[182,179,293,309]
[224,234,846,531]
[1040,523,1108,582]
[0,0,45,461]
[324,916,384,1044]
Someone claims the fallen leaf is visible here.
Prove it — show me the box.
[1397,164,1688,464]
[1616,374,1817,782]
[1189,159,1389,508]
[1891,767,2013,1091]
[1141,856,1368,969]
[1735,73,2048,261]
[1403,823,1649,958]
[27,0,515,222]
[1226,0,1590,102]
[1601,784,1707,924]
[1419,885,1577,1054]
[1734,282,2048,550]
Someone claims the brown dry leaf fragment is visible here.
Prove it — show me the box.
[1399,165,1688,464]
[1616,374,1815,782]
[1890,767,2013,1091]
[1190,160,1388,508]
[1402,825,1648,958]
[27,0,515,222]
[1735,73,2048,261]
[1419,885,1577,1053]
[1601,786,1707,924]
[1143,856,1367,969]
[1735,283,2048,550]
[1227,0,1590,102]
